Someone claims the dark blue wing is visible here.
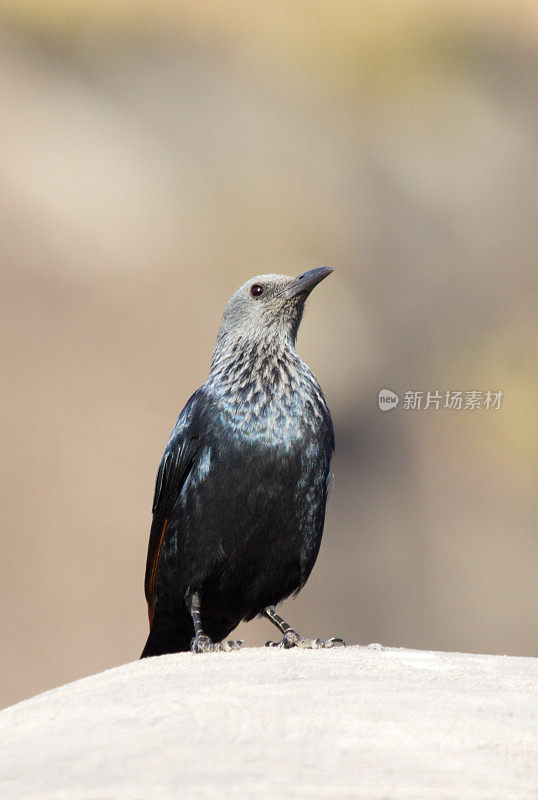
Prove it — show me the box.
[144,390,202,610]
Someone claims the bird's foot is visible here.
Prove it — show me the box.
[191,634,243,654]
[265,630,346,649]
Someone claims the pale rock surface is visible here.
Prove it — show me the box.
[0,646,536,799]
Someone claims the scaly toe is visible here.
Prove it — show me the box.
[295,637,321,649]
[191,634,217,654]
[219,639,244,652]
[264,633,346,650]
[281,632,301,649]
[191,634,241,654]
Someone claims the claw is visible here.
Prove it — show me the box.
[220,639,244,652]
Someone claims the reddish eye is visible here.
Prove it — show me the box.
[250,284,264,298]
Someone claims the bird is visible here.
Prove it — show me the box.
[141,266,344,656]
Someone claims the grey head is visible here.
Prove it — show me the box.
[211,267,333,370]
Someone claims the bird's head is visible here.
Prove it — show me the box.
[211,267,333,367]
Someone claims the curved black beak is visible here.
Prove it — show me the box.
[284,266,334,299]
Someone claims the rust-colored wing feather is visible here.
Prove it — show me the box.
[144,392,201,623]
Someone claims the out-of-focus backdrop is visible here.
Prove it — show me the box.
[1,1,536,709]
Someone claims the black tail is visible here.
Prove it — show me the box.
[141,595,194,658]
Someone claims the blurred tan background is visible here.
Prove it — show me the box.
[1,1,537,709]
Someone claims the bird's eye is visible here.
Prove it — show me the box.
[250,284,264,298]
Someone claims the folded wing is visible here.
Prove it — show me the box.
[144,391,201,620]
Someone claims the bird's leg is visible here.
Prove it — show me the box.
[263,606,345,649]
[188,593,243,654]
